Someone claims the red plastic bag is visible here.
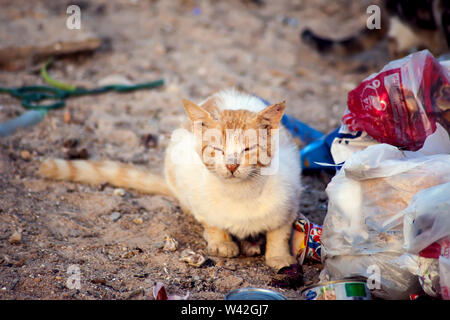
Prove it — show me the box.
[344,50,449,151]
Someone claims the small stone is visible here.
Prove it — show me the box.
[113,188,126,197]
[216,260,225,268]
[63,138,78,149]
[154,242,165,249]
[163,236,178,252]
[66,148,89,160]
[8,231,21,244]
[20,150,31,160]
[214,276,244,293]
[223,263,237,271]
[165,83,180,94]
[91,278,107,285]
[98,74,133,86]
[126,288,145,299]
[9,278,19,290]
[63,111,71,124]
[133,218,143,225]
[107,130,139,148]
[140,133,158,149]
[122,251,135,259]
[110,212,122,222]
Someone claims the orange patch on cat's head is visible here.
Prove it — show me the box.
[182,98,285,130]
[182,98,285,180]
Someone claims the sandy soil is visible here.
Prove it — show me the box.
[0,0,389,300]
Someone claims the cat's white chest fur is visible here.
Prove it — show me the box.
[164,90,301,239]
[165,128,300,238]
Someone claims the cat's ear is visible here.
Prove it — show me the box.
[182,99,215,125]
[255,101,285,129]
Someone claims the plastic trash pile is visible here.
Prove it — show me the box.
[318,50,450,300]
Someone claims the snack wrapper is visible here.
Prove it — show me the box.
[417,256,441,297]
[291,214,322,264]
[344,50,449,151]
[417,236,450,299]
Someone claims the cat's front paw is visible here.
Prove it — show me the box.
[207,241,239,258]
[265,255,296,271]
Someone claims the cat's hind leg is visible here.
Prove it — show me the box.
[240,235,265,257]
[202,224,239,258]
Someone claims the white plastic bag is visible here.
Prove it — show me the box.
[392,183,450,299]
[403,183,450,253]
[321,131,450,299]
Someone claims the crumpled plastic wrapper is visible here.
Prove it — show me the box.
[179,249,206,267]
[344,50,449,151]
[153,282,189,300]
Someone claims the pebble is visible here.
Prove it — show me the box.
[110,212,122,222]
[98,74,133,86]
[20,150,31,160]
[132,218,143,225]
[9,278,19,290]
[154,241,165,249]
[223,263,237,271]
[108,130,140,148]
[214,275,244,293]
[63,111,71,124]
[126,288,145,300]
[163,236,178,252]
[121,251,135,259]
[113,188,126,197]
[140,133,158,149]
[165,83,180,94]
[8,231,22,244]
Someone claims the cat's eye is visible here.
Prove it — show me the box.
[243,145,257,153]
[212,146,224,154]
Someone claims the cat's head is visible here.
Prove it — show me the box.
[182,98,285,182]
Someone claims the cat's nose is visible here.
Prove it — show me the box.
[226,164,240,173]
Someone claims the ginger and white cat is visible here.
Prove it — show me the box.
[40,89,301,270]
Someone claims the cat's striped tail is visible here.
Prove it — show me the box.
[39,159,172,197]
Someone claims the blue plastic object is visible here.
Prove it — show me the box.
[0,110,47,137]
[299,127,340,170]
[256,95,338,171]
[281,114,324,145]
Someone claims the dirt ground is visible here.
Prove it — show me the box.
[0,0,390,300]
